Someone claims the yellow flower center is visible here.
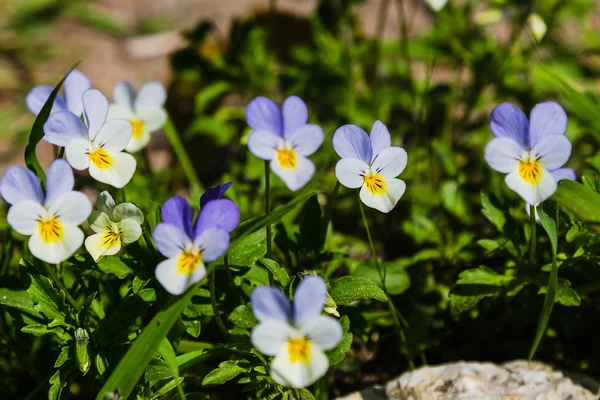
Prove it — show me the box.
[518,159,542,184]
[287,336,311,364]
[38,216,63,243]
[277,148,297,169]
[129,119,145,139]
[101,225,121,247]
[363,171,386,195]
[89,147,114,169]
[177,248,202,274]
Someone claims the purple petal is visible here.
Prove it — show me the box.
[44,160,74,208]
[63,69,91,116]
[531,135,571,170]
[490,103,530,148]
[282,96,308,137]
[0,166,44,205]
[135,82,167,109]
[193,228,229,262]
[43,111,88,147]
[293,275,326,326]
[200,182,232,208]
[161,196,194,238]
[82,89,109,140]
[529,101,568,147]
[332,124,373,164]
[551,168,576,182]
[26,86,66,116]
[152,222,192,258]
[369,120,392,161]
[246,97,282,136]
[194,199,239,236]
[251,285,292,323]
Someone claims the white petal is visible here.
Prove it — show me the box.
[65,138,91,170]
[93,119,132,151]
[89,211,112,233]
[193,228,229,262]
[270,155,315,191]
[95,191,116,217]
[335,158,368,189]
[155,255,206,296]
[125,130,152,153]
[113,203,144,224]
[137,106,167,132]
[48,192,92,226]
[29,224,84,264]
[300,316,343,351]
[270,343,329,388]
[247,130,283,160]
[135,82,167,109]
[113,81,135,108]
[153,223,192,258]
[7,200,46,235]
[44,160,75,209]
[287,125,324,157]
[505,166,557,205]
[107,104,135,121]
[530,135,572,170]
[484,138,525,173]
[118,219,142,244]
[82,89,109,140]
[84,231,121,262]
[88,151,136,188]
[369,120,392,160]
[359,177,406,213]
[251,320,293,356]
[371,147,407,178]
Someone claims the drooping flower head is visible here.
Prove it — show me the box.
[26,69,91,117]
[246,96,324,191]
[484,102,575,205]
[107,81,167,153]
[0,160,92,264]
[333,121,408,213]
[251,276,342,388]
[44,89,137,188]
[85,191,144,261]
[152,193,240,295]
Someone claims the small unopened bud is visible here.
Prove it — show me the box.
[324,293,340,318]
[75,328,91,375]
[528,13,547,42]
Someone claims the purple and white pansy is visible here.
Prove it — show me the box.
[246,96,324,191]
[26,69,91,118]
[484,102,575,205]
[333,121,408,213]
[0,160,92,264]
[251,275,343,388]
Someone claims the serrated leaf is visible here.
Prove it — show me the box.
[228,227,267,266]
[258,258,290,287]
[24,265,74,328]
[481,192,506,232]
[183,319,201,337]
[97,257,133,279]
[229,305,258,329]
[49,368,68,400]
[202,360,249,386]
[539,278,581,307]
[455,266,512,286]
[329,276,387,305]
[54,346,70,368]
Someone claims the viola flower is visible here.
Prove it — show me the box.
[84,191,144,261]
[484,102,575,205]
[0,160,92,264]
[200,181,233,208]
[246,96,324,191]
[107,81,167,153]
[44,89,136,188]
[250,275,342,388]
[333,121,408,213]
[153,195,240,295]
[26,69,91,117]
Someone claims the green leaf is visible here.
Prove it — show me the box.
[326,315,352,365]
[96,191,316,400]
[97,257,133,279]
[194,82,232,113]
[329,276,387,305]
[448,267,514,317]
[0,288,42,317]
[49,368,68,400]
[149,377,185,400]
[296,195,328,252]
[552,180,600,233]
[54,346,70,368]
[202,360,249,386]
[228,305,258,329]
[353,261,410,295]
[228,227,267,266]
[157,338,182,394]
[539,278,581,307]
[481,193,506,232]
[258,258,290,287]
[455,266,513,286]
[24,263,74,328]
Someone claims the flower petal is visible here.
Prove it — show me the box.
[161,196,194,238]
[49,192,92,226]
[65,138,91,170]
[288,124,324,156]
[43,111,88,147]
[200,182,233,208]
[551,168,576,182]
[29,224,84,264]
[293,276,327,326]
[529,101,567,147]
[194,198,240,236]
[484,137,525,173]
[300,315,343,351]
[93,119,132,151]
[282,96,308,137]
[125,130,152,153]
[119,218,142,244]
[490,103,530,148]
[251,285,292,323]
[155,255,206,296]
[95,191,116,217]
[134,82,167,109]
[251,320,293,355]
[359,177,406,213]
[113,203,144,225]
[82,89,109,140]
[107,104,135,121]
[45,160,74,208]
[247,130,283,160]
[270,155,315,191]
[335,158,369,189]
[531,135,571,170]
[193,228,229,262]
[505,166,557,205]
[153,223,192,258]
[89,211,111,233]
[369,120,392,160]
[7,200,46,235]
[137,106,167,132]
[332,124,372,164]
[26,86,66,116]
[0,166,44,205]
[64,69,91,116]
[88,151,136,188]
[84,231,121,262]
[371,147,407,178]
[270,343,329,388]
[113,81,135,108]
[246,97,282,136]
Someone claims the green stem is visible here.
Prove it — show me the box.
[142,219,156,252]
[164,118,203,198]
[529,205,537,268]
[209,269,228,336]
[45,263,79,312]
[265,161,272,258]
